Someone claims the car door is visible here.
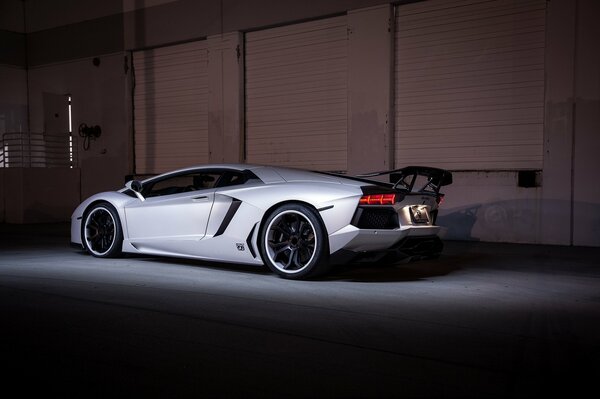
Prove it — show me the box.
[123,170,221,255]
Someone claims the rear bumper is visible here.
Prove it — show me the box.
[329,224,443,264]
[330,235,443,264]
[329,224,440,252]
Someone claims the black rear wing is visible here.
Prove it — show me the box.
[358,166,452,194]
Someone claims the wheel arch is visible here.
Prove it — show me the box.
[259,200,328,233]
[82,199,121,221]
[80,199,124,257]
[80,199,126,241]
[256,199,333,279]
[255,200,330,258]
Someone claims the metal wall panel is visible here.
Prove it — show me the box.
[395,0,546,170]
[245,16,348,171]
[133,40,208,174]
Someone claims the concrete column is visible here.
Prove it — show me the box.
[347,4,393,175]
[573,0,600,246]
[207,32,244,164]
[540,0,577,245]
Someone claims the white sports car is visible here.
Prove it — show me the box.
[71,164,452,279]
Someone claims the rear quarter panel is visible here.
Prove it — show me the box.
[222,182,363,235]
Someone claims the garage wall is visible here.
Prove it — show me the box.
[207,32,245,164]
[572,0,600,247]
[2,0,599,248]
[0,66,28,137]
[437,171,543,243]
[0,0,28,138]
[394,0,546,170]
[0,171,4,222]
[347,5,394,175]
[123,0,390,50]
[133,40,209,174]
[0,0,26,222]
[27,53,130,200]
[245,15,349,171]
[0,0,24,33]
[1,167,80,223]
[0,67,27,216]
[438,0,600,247]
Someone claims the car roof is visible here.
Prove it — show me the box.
[132,164,371,188]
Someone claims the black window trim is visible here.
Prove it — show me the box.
[122,168,261,199]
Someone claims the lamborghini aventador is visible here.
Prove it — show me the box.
[71,164,452,279]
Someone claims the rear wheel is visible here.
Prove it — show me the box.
[259,203,329,279]
[82,203,123,258]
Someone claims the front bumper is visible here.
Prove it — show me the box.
[71,215,83,245]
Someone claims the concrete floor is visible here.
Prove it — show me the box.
[1,223,599,398]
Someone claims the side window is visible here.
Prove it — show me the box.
[143,172,222,198]
[137,169,260,198]
[217,171,247,187]
[190,173,221,189]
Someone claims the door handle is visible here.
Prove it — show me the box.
[192,196,209,202]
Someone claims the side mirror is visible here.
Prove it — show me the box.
[125,180,145,202]
[131,180,143,193]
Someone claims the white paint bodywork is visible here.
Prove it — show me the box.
[71,164,442,265]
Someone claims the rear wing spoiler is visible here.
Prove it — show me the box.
[358,166,452,194]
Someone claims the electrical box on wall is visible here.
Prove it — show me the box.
[518,170,542,188]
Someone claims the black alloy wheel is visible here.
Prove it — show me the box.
[82,203,123,258]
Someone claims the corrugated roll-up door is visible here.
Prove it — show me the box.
[395,0,546,170]
[133,40,209,174]
[245,16,348,171]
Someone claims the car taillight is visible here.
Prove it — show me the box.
[359,193,396,205]
[436,193,445,205]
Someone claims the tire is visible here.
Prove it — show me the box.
[81,202,123,258]
[259,203,329,279]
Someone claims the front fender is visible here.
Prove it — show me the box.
[70,192,138,245]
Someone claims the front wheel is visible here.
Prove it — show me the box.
[82,202,123,258]
[259,203,329,279]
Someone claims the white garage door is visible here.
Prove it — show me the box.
[395,0,546,170]
[245,15,348,172]
[133,40,209,174]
